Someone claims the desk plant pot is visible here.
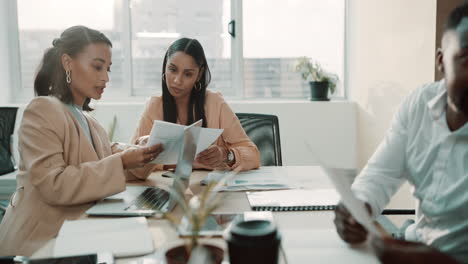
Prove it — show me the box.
[165,244,224,264]
[309,81,330,101]
[295,57,338,101]
[164,170,240,264]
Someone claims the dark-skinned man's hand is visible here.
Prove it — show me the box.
[333,202,372,244]
[371,237,459,264]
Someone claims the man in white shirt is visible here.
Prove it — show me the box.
[334,2,468,263]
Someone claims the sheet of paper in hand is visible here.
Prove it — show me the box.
[146,120,223,165]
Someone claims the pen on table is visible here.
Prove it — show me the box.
[234,180,248,184]
[0,256,29,264]
[234,179,276,184]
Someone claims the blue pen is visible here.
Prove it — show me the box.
[234,180,248,184]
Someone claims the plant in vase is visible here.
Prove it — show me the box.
[164,169,240,264]
[295,57,338,101]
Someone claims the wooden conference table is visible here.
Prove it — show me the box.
[33,166,379,263]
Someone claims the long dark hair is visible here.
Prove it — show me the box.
[34,25,112,111]
[162,38,211,127]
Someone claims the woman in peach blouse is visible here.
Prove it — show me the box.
[132,38,260,171]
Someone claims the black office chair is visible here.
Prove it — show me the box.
[235,113,282,166]
[377,209,416,239]
[0,107,18,176]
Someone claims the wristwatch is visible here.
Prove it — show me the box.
[227,149,235,163]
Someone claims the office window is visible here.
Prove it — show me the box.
[15,0,125,102]
[243,0,345,98]
[12,0,345,102]
[130,0,232,97]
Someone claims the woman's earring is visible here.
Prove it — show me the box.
[195,81,202,91]
[438,65,444,74]
[66,70,71,84]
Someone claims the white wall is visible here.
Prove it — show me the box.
[348,0,437,168]
[90,100,358,169]
[8,101,357,170]
[347,0,437,211]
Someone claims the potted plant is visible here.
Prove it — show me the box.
[295,57,338,101]
[163,169,240,264]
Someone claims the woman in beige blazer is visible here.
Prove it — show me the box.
[131,38,260,171]
[0,26,162,256]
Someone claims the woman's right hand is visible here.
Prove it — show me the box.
[120,143,163,169]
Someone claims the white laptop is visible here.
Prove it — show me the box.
[86,121,202,217]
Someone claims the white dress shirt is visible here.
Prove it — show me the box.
[352,80,468,262]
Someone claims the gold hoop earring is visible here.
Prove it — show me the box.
[438,65,444,74]
[66,70,71,84]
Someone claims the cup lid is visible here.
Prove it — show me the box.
[227,220,279,243]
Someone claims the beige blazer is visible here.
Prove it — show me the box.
[131,90,261,171]
[0,96,151,256]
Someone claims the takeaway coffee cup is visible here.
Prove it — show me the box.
[224,220,281,264]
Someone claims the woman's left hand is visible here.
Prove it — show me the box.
[195,145,229,169]
[135,135,150,146]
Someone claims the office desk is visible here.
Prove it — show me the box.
[32,166,378,263]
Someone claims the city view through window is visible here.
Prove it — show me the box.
[15,0,344,102]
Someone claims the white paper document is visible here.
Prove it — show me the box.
[54,217,154,257]
[324,167,382,237]
[202,167,292,191]
[146,120,223,164]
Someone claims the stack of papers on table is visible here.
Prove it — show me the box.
[201,167,292,191]
[247,189,339,211]
[54,217,153,257]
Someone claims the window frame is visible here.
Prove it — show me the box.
[8,0,348,103]
[7,0,23,104]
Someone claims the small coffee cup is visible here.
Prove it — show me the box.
[224,220,281,264]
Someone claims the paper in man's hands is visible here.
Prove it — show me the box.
[324,167,384,238]
[146,120,223,164]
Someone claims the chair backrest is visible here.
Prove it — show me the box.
[235,113,282,166]
[0,107,18,176]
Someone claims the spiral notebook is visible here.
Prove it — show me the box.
[247,189,339,211]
